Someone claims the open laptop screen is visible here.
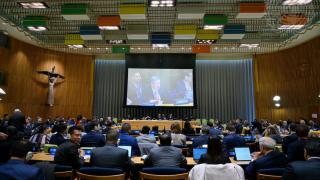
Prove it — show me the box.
[234,147,251,161]
[80,147,95,159]
[193,148,207,160]
[118,145,132,157]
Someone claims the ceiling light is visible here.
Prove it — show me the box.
[152,44,169,48]
[240,44,259,48]
[149,0,175,7]
[107,40,126,44]
[278,25,304,29]
[18,2,48,9]
[98,26,119,30]
[282,0,313,5]
[275,103,281,107]
[0,88,6,95]
[196,39,216,45]
[67,44,84,49]
[204,25,224,30]
[27,26,47,32]
[273,95,281,101]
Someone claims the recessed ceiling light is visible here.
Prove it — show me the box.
[240,44,259,48]
[152,44,169,48]
[282,0,313,5]
[196,39,217,45]
[98,26,119,30]
[27,26,47,32]
[149,0,175,7]
[278,25,304,29]
[138,47,141,50]
[107,40,126,44]
[68,45,84,49]
[204,25,224,30]
[18,2,48,9]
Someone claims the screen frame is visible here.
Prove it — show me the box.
[123,67,197,108]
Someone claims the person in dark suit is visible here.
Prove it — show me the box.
[192,125,210,148]
[144,76,165,106]
[49,123,67,146]
[127,72,145,105]
[207,121,222,136]
[198,136,231,164]
[245,137,287,180]
[90,129,132,172]
[282,123,298,154]
[144,133,187,168]
[136,125,156,143]
[54,126,84,170]
[8,109,25,133]
[172,72,193,105]
[222,124,245,152]
[286,124,309,162]
[80,122,105,147]
[282,138,320,180]
[0,140,44,180]
[119,123,141,156]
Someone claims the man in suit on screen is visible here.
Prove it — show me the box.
[172,72,194,105]
[144,75,164,106]
[127,72,145,105]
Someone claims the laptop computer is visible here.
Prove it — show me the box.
[243,135,256,142]
[234,147,251,161]
[118,145,132,157]
[80,147,95,159]
[49,147,58,155]
[193,148,207,161]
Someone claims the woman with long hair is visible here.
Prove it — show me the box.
[198,136,231,164]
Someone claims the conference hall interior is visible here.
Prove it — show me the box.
[0,0,320,180]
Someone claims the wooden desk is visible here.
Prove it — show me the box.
[156,141,192,145]
[31,152,249,166]
[122,120,183,130]
[131,157,196,166]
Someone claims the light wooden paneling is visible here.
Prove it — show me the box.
[254,36,320,122]
[0,38,94,118]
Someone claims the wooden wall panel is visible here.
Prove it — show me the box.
[0,38,94,118]
[254,36,320,122]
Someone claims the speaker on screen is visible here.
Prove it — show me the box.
[124,54,196,108]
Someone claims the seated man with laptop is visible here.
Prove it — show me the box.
[90,129,132,172]
[245,137,287,180]
[144,133,187,168]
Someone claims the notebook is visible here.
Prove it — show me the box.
[118,145,132,157]
[234,147,251,161]
[193,148,207,160]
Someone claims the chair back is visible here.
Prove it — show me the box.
[258,168,284,176]
[77,167,124,180]
[257,174,281,180]
[54,165,73,180]
[138,143,158,155]
[189,163,244,180]
[140,167,188,180]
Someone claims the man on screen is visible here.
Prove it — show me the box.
[172,72,194,105]
[127,72,145,105]
[145,76,163,106]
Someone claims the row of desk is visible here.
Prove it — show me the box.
[121,120,201,130]
[31,152,250,166]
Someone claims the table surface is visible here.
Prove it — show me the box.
[31,152,250,166]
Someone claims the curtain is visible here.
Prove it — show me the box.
[93,59,255,122]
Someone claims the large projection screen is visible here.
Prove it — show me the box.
[126,68,194,107]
